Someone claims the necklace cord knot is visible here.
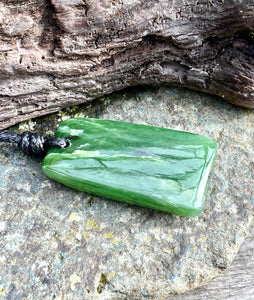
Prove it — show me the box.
[0,130,69,157]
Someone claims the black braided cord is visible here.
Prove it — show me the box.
[0,130,69,157]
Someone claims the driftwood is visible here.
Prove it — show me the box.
[0,0,254,129]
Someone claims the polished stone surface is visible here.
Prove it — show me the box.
[43,118,217,217]
[0,86,253,299]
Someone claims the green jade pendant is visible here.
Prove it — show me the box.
[42,118,217,217]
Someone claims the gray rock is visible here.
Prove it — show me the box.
[0,86,253,299]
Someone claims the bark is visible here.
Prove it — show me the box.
[0,0,253,129]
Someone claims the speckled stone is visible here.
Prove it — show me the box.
[0,86,253,299]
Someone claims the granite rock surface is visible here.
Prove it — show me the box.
[0,86,253,299]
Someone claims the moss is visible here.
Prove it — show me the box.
[87,219,99,229]
[97,273,108,294]
[105,232,114,239]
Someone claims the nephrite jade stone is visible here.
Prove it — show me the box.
[42,118,217,217]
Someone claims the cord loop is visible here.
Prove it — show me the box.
[0,130,69,157]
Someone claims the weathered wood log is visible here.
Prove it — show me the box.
[0,0,254,129]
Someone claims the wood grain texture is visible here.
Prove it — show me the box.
[0,0,254,130]
[166,225,254,300]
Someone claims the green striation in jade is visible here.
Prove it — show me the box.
[42,118,217,217]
